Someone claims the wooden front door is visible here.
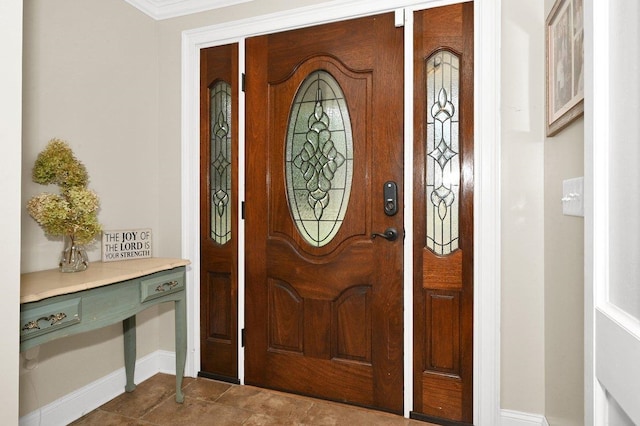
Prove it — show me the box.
[245,13,404,413]
[199,43,239,382]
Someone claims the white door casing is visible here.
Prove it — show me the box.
[586,0,640,424]
[180,0,501,423]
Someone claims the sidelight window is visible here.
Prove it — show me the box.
[210,80,232,245]
[425,50,460,255]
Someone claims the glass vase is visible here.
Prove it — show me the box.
[59,234,89,273]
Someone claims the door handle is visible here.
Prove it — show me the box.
[371,227,398,242]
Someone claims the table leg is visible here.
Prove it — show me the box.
[123,315,137,392]
[174,297,187,403]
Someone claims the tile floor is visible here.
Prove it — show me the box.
[70,373,435,425]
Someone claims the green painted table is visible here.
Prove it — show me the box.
[20,258,190,403]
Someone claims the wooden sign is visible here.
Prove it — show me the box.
[102,229,152,262]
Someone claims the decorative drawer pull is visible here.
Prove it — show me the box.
[155,280,179,292]
[22,313,68,331]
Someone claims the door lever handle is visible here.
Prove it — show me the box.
[371,227,398,242]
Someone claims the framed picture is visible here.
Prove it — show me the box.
[546,0,584,136]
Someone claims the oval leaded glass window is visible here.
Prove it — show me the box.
[210,80,232,245]
[426,50,460,255]
[285,70,353,248]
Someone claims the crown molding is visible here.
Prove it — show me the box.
[124,0,253,20]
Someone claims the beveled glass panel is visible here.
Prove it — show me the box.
[210,80,232,245]
[426,51,460,255]
[285,70,353,247]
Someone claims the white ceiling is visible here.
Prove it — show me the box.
[124,0,253,20]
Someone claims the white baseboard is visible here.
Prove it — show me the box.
[502,409,550,426]
[19,350,176,426]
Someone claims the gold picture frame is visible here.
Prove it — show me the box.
[546,0,584,136]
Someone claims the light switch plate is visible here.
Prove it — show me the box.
[562,177,584,217]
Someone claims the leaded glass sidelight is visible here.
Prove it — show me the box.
[285,70,353,248]
[210,80,232,245]
[425,50,460,255]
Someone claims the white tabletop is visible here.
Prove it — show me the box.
[21,257,190,304]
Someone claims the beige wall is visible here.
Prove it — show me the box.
[542,0,585,424]
[22,0,160,271]
[20,0,162,416]
[1,0,22,423]
[501,1,585,423]
[500,0,546,414]
[544,119,584,426]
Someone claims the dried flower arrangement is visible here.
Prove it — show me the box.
[27,139,102,270]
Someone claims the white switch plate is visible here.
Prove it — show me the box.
[562,177,584,217]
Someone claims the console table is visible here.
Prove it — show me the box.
[20,257,190,403]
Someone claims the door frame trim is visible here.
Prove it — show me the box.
[584,1,604,423]
[180,1,501,423]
